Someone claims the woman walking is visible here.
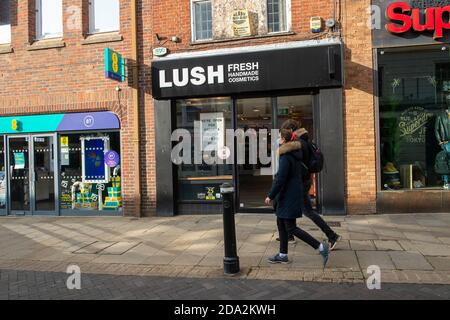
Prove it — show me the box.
[265,129,329,266]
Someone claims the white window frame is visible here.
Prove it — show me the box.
[88,0,121,34]
[190,0,213,42]
[267,0,291,34]
[0,0,11,44]
[35,0,63,40]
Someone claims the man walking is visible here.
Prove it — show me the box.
[277,119,341,250]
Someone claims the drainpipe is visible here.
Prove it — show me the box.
[131,0,141,216]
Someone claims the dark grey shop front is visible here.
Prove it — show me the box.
[152,42,346,216]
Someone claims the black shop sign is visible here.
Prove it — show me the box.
[151,43,343,99]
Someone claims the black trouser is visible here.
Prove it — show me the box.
[301,179,337,241]
[277,217,320,254]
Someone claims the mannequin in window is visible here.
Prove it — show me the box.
[435,106,450,189]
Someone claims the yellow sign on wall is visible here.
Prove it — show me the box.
[232,10,255,37]
[60,136,69,147]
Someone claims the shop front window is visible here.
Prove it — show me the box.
[378,47,450,191]
[175,98,233,202]
[59,132,122,212]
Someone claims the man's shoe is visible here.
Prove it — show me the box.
[329,235,341,251]
[319,242,329,268]
[275,237,296,244]
[268,254,290,264]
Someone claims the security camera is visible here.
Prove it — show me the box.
[325,18,336,29]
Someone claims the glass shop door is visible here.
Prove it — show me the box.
[7,134,58,216]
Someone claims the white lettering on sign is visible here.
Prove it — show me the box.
[159,65,224,88]
[227,61,260,83]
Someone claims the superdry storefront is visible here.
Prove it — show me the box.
[0,111,123,216]
[373,0,450,212]
[152,40,346,216]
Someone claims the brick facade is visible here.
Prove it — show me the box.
[0,0,154,217]
[341,0,377,214]
[1,0,378,216]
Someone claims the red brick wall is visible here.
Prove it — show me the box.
[150,0,337,55]
[341,0,377,214]
[0,0,154,217]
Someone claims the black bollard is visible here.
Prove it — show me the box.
[220,182,240,275]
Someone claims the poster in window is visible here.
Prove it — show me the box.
[14,152,25,169]
[60,136,70,166]
[200,112,225,155]
[81,137,110,183]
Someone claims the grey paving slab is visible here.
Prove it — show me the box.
[374,240,403,251]
[99,242,141,255]
[348,232,379,240]
[350,240,376,251]
[73,242,116,254]
[326,250,360,270]
[356,251,396,270]
[425,257,450,271]
[389,251,434,271]
[408,242,450,256]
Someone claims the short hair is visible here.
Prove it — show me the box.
[280,119,301,131]
[280,128,293,142]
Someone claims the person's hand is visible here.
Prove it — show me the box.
[265,197,272,205]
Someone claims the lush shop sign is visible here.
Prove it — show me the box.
[373,0,450,47]
[151,43,343,99]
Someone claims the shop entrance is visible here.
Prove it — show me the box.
[236,97,274,210]
[235,95,315,212]
[7,134,57,216]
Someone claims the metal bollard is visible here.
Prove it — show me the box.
[220,182,240,275]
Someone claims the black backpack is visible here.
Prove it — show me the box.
[303,141,324,173]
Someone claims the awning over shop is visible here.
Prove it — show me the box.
[0,111,120,134]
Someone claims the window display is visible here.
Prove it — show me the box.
[175,98,233,201]
[378,47,450,190]
[59,132,122,212]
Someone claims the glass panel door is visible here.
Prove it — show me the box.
[236,97,274,210]
[8,136,31,214]
[276,95,316,208]
[0,136,6,215]
[32,135,56,212]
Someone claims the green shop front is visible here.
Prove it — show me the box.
[0,111,123,216]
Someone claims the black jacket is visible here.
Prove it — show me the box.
[268,141,304,219]
[294,128,312,181]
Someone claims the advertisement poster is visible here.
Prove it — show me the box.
[82,138,109,183]
[60,192,72,209]
[14,152,25,169]
[60,136,70,166]
[200,113,225,155]
[105,150,120,167]
[232,9,254,37]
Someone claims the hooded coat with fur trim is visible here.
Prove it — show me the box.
[268,140,304,219]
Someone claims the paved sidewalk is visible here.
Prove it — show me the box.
[1,213,450,284]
